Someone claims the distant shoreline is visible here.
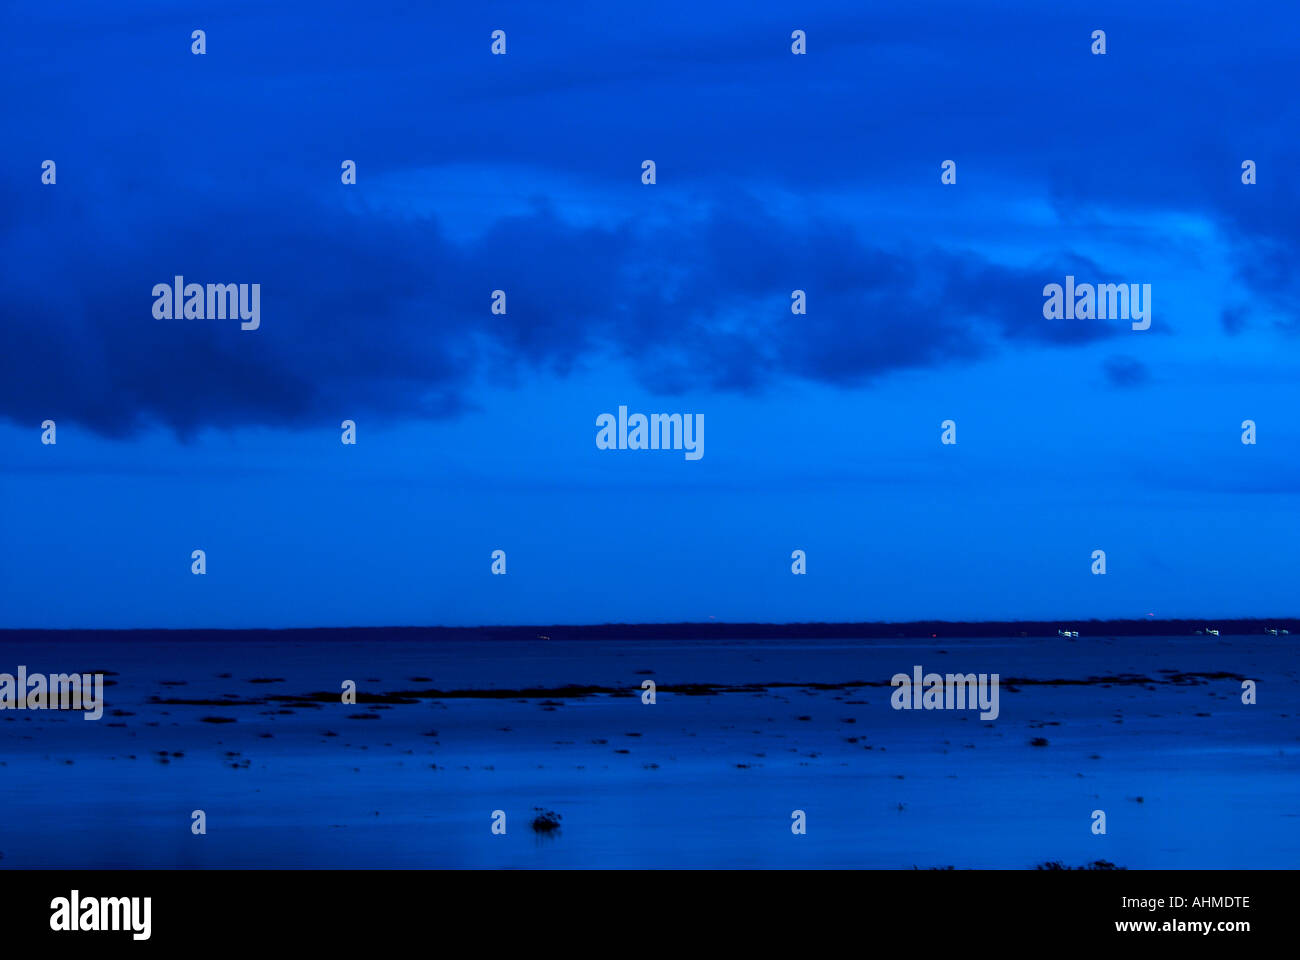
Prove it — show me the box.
[1,618,1296,641]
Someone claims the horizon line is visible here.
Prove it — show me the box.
[2,616,1296,639]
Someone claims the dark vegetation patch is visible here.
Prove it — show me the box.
[1036,860,1125,870]
[141,669,1247,715]
[531,809,562,833]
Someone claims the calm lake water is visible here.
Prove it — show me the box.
[0,633,1294,868]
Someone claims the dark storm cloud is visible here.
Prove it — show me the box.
[0,174,1124,437]
[3,0,1295,437]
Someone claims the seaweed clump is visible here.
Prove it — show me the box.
[531,808,562,833]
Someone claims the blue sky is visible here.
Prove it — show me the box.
[2,0,1297,628]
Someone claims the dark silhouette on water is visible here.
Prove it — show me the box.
[4,617,1296,643]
